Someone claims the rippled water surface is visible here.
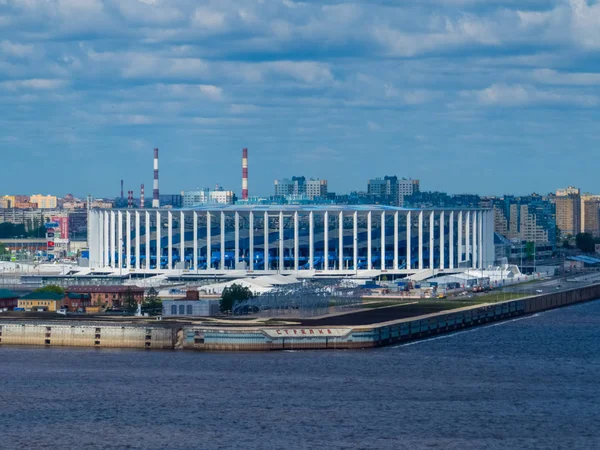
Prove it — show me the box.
[1,301,600,449]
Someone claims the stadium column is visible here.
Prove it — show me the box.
[449,211,455,269]
[103,212,109,268]
[309,211,314,270]
[279,211,284,272]
[458,211,463,264]
[221,212,225,270]
[465,211,470,266]
[89,211,95,267]
[353,211,358,271]
[406,211,411,271]
[324,211,329,271]
[440,211,445,270]
[206,211,211,269]
[135,211,140,270]
[117,211,123,269]
[381,211,385,270]
[88,211,95,267]
[126,211,131,270]
[167,211,173,270]
[110,211,116,269]
[479,211,484,270]
[418,211,423,270]
[181,211,186,270]
[294,211,299,272]
[155,211,161,269]
[367,211,372,271]
[234,212,239,271]
[264,211,269,270]
[429,211,435,270]
[193,212,199,270]
[472,211,477,269]
[394,211,399,271]
[145,211,150,271]
[249,212,254,271]
[338,211,343,271]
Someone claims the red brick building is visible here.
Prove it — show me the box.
[66,286,145,308]
[61,292,92,312]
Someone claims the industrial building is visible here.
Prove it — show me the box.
[87,205,494,277]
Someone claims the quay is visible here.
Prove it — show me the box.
[1,283,600,351]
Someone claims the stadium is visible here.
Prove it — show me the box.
[87,205,494,278]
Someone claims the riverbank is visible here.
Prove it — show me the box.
[1,283,599,351]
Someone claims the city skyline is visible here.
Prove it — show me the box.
[2,1,600,196]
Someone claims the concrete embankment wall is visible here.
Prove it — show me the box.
[0,321,178,349]
[2,284,600,351]
[182,284,600,351]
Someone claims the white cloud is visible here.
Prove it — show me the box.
[192,7,227,32]
[531,69,600,86]
[367,120,381,131]
[0,79,66,90]
[266,61,334,84]
[464,83,598,107]
[0,40,35,58]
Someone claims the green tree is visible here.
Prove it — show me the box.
[123,287,139,313]
[575,233,595,253]
[563,239,572,249]
[35,285,65,295]
[220,283,253,313]
[143,287,162,315]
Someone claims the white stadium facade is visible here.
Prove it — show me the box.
[87,205,494,278]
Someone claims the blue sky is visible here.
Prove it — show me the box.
[1,0,599,198]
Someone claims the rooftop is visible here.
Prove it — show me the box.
[67,286,145,294]
[94,204,487,213]
[0,289,18,300]
[20,292,64,301]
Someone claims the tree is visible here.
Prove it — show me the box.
[562,239,572,249]
[575,233,595,254]
[35,285,65,295]
[220,283,253,313]
[123,287,139,313]
[143,287,162,315]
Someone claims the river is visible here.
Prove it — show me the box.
[1,301,599,449]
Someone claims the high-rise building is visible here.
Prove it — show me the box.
[492,194,556,245]
[305,179,327,200]
[397,178,420,206]
[367,176,419,206]
[29,194,57,209]
[555,186,581,237]
[183,189,234,206]
[274,176,327,200]
[581,194,600,237]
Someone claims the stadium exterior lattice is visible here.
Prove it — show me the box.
[87,205,494,277]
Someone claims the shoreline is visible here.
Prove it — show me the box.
[1,284,599,351]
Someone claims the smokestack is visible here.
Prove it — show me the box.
[121,180,124,198]
[140,184,145,209]
[128,190,133,209]
[242,147,248,200]
[152,148,160,208]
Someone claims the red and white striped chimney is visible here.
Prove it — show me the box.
[242,147,248,200]
[152,148,160,208]
[140,184,145,209]
[128,190,133,209]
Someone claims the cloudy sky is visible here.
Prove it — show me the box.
[1,0,599,198]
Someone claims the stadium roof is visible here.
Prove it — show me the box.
[97,205,488,213]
